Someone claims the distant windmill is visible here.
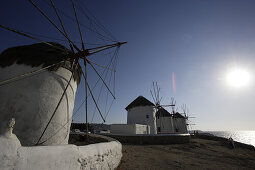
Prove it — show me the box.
[150,82,174,130]
[181,104,195,131]
[170,97,177,114]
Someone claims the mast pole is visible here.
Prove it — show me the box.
[84,59,89,139]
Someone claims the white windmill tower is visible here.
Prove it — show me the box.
[150,82,175,133]
[181,104,196,132]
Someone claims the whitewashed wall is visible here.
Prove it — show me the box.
[156,116,174,133]
[0,64,77,146]
[0,132,122,170]
[173,118,188,133]
[135,124,150,134]
[110,124,150,134]
[127,106,157,134]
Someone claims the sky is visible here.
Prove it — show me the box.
[1,0,255,131]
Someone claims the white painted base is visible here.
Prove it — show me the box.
[127,106,157,134]
[0,64,77,146]
[0,132,122,170]
[156,117,175,133]
[110,124,150,134]
[173,118,188,133]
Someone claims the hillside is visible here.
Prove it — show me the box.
[117,137,255,170]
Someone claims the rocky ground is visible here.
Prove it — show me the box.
[117,138,255,170]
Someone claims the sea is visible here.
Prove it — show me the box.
[205,131,255,147]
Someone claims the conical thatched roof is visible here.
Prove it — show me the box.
[125,96,155,111]
[0,42,82,84]
[172,112,185,119]
[156,107,171,117]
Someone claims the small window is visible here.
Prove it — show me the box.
[146,115,149,118]
[157,127,161,132]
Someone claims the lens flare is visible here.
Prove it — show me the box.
[172,72,176,93]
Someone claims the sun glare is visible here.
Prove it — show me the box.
[226,68,251,88]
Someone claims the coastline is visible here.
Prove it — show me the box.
[192,132,255,150]
[205,131,255,147]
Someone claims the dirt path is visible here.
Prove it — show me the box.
[117,138,255,170]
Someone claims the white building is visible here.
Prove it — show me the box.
[110,124,150,135]
[156,108,174,133]
[172,112,188,133]
[0,43,81,146]
[125,96,157,134]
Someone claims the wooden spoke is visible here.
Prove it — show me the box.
[81,69,106,122]
[0,61,65,87]
[87,59,116,72]
[87,42,126,56]
[0,25,65,51]
[87,61,115,99]
[49,0,72,46]
[28,0,80,52]
[70,0,85,51]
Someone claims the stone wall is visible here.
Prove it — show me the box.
[0,130,122,170]
[104,133,190,145]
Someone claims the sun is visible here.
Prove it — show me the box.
[226,68,251,88]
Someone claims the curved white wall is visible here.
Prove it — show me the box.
[156,116,174,133]
[127,106,157,134]
[173,118,188,133]
[0,133,122,170]
[0,64,77,146]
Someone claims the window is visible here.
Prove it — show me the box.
[157,127,161,132]
[146,115,149,118]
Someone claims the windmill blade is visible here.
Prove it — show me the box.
[88,42,124,56]
[70,0,85,50]
[81,69,106,122]
[87,59,116,72]
[88,61,115,99]
[157,87,160,104]
[150,90,156,104]
[159,97,163,103]
[156,82,160,102]
[41,0,116,43]
[28,0,79,51]
[49,0,72,47]
[73,47,119,121]
[161,104,175,107]
[0,25,66,52]
[76,0,117,42]
[153,82,157,102]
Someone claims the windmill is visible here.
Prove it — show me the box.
[181,104,196,131]
[0,0,126,145]
[150,82,174,132]
[150,82,175,109]
[170,97,177,114]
